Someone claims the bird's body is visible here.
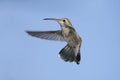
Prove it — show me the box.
[26,18,82,64]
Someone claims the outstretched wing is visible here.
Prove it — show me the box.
[26,30,65,41]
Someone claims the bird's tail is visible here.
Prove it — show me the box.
[59,44,80,64]
[75,52,80,64]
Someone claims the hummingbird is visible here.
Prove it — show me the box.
[26,18,82,64]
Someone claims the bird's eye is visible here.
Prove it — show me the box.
[63,19,66,22]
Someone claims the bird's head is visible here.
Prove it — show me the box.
[43,18,73,27]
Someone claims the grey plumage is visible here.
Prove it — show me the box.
[26,18,82,65]
[26,30,64,41]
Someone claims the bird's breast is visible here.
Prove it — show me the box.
[62,27,81,47]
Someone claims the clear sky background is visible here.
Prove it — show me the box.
[0,0,120,80]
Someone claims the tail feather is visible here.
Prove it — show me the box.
[75,52,81,64]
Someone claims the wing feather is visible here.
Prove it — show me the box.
[26,30,65,41]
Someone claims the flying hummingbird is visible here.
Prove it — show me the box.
[26,18,82,64]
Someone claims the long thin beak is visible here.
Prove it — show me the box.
[43,18,59,21]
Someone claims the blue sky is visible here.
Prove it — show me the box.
[0,0,120,80]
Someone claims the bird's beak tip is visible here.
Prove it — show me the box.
[43,18,48,20]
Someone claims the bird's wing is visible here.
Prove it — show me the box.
[59,44,75,62]
[59,44,80,64]
[26,30,65,41]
